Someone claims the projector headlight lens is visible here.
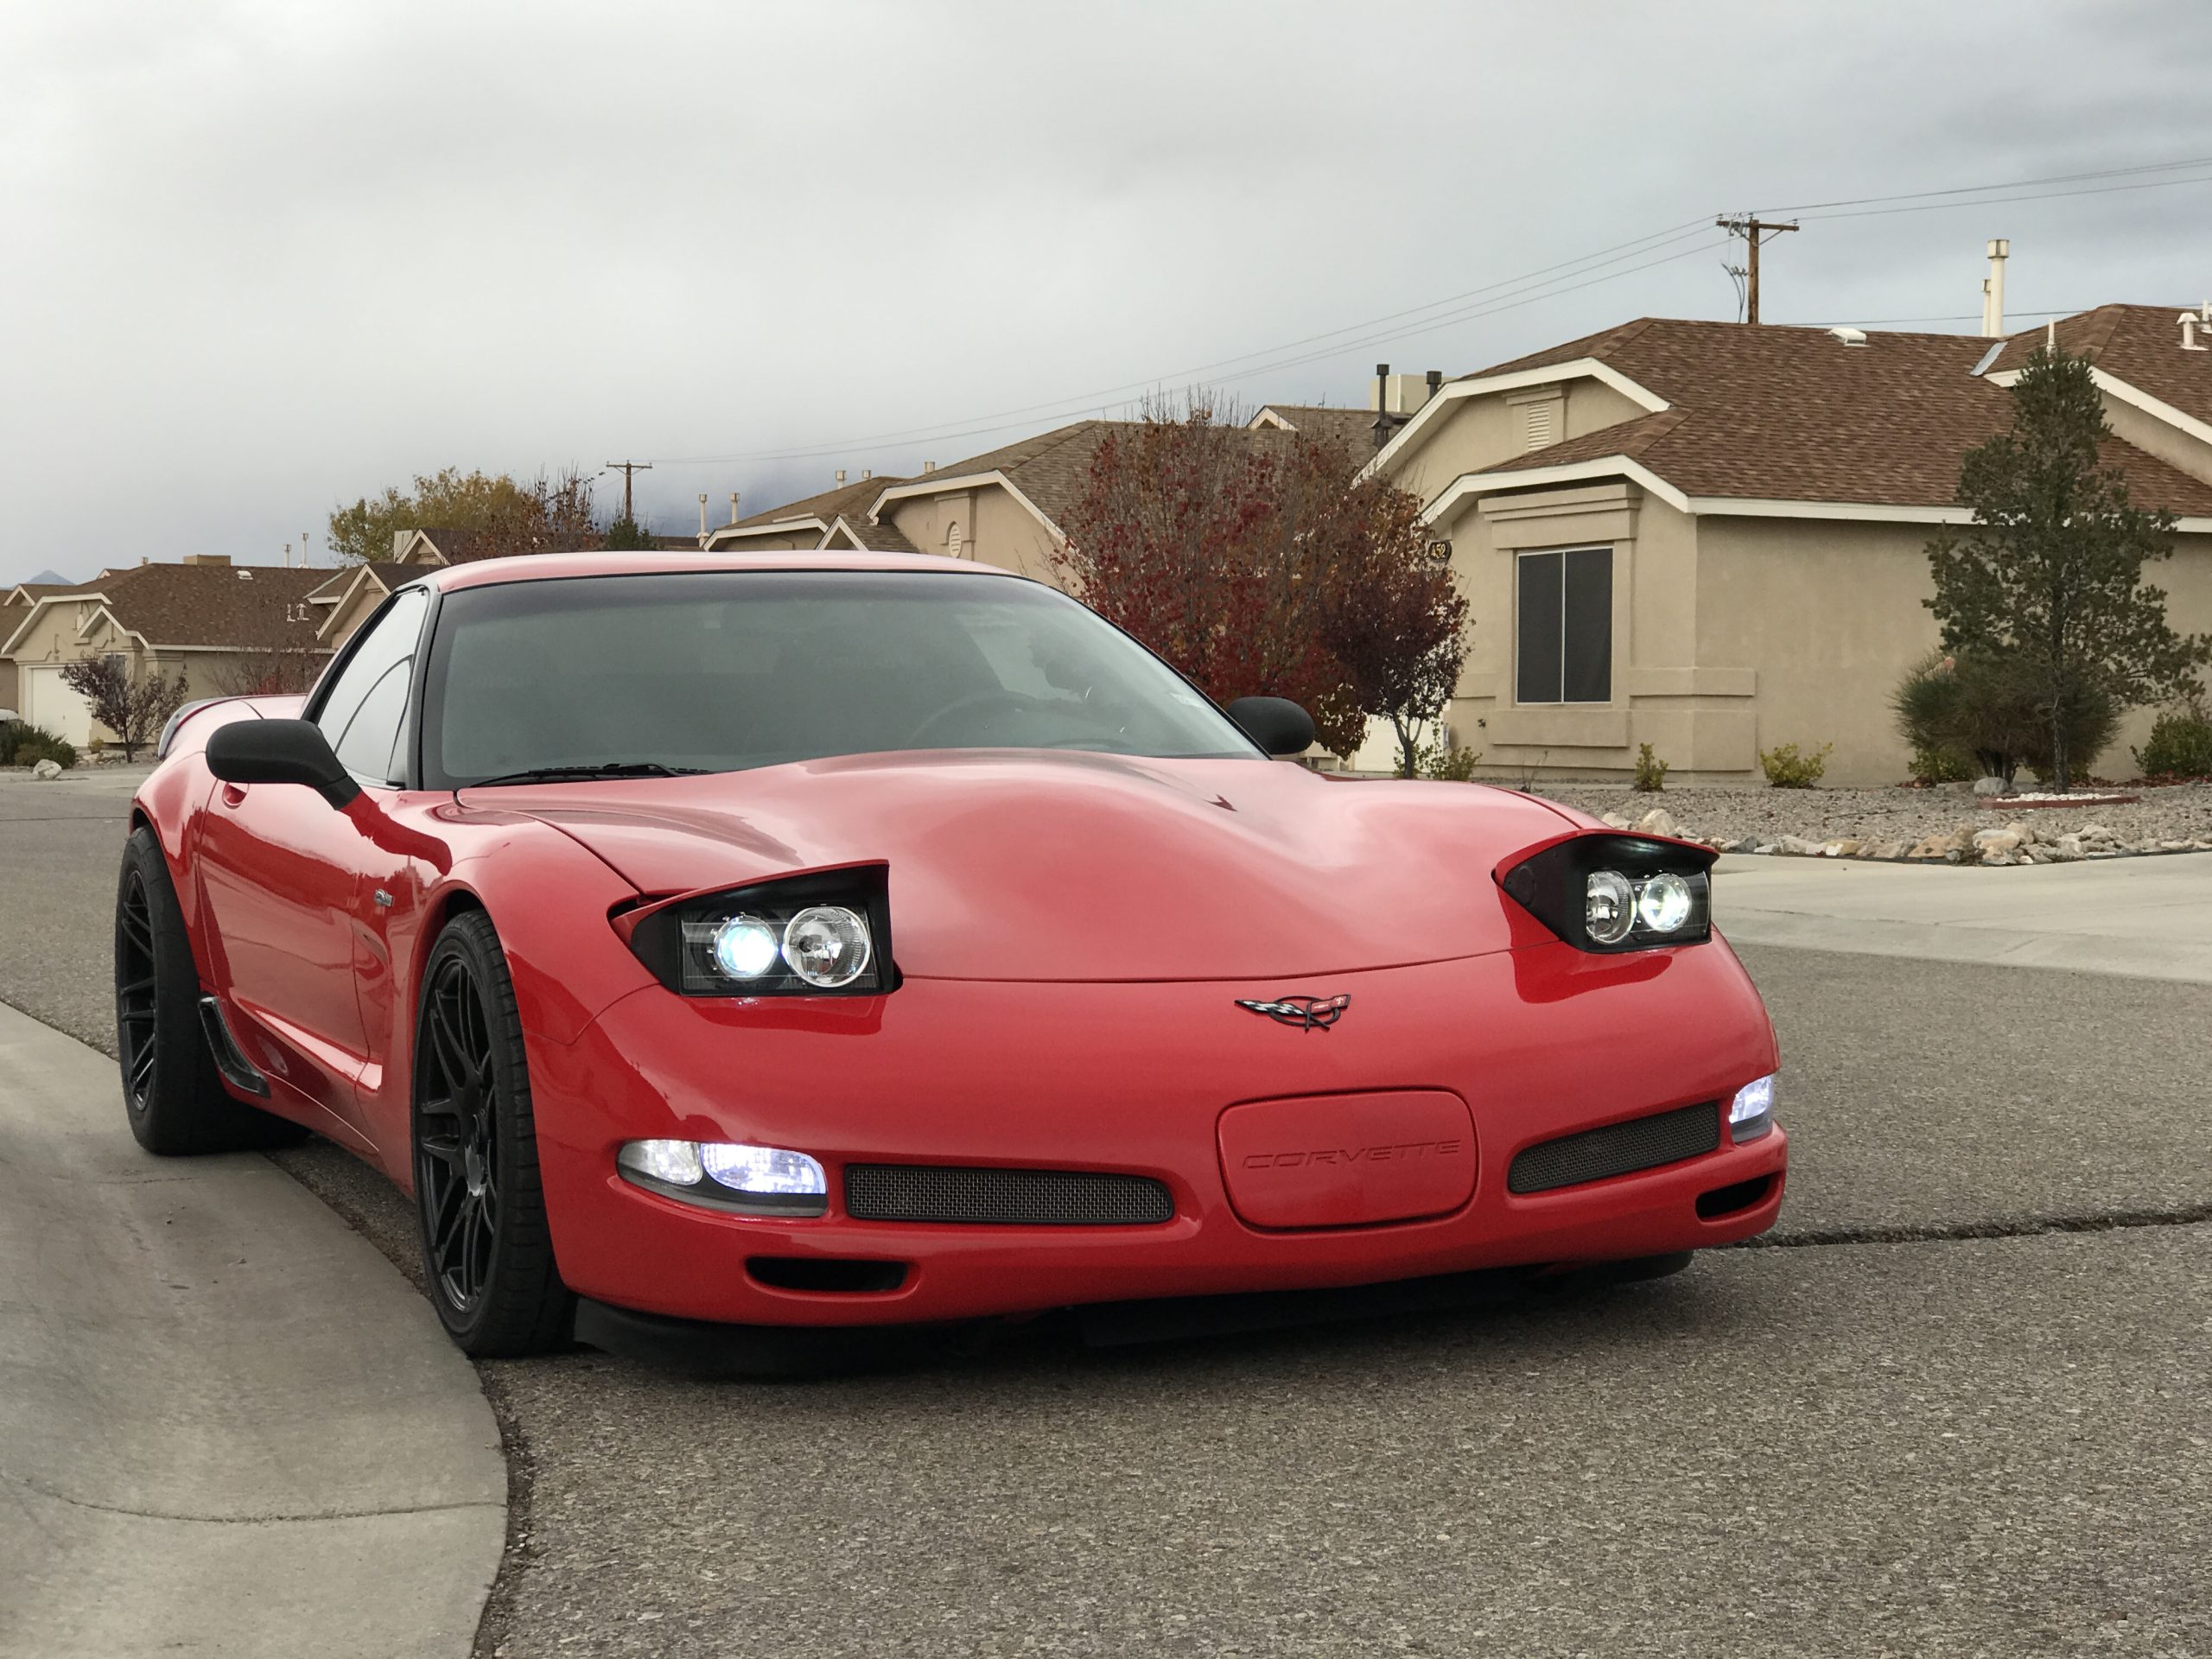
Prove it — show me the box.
[1637,872,1695,935]
[1585,871,1636,944]
[1728,1074,1777,1142]
[616,1139,830,1215]
[709,914,781,979]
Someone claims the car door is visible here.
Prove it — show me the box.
[195,585,430,1141]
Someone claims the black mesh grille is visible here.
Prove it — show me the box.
[1508,1102,1720,1194]
[844,1165,1174,1226]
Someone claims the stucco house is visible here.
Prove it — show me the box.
[1367,305,2212,784]
[2,557,338,745]
[2,581,86,711]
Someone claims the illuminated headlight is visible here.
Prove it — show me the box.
[617,1139,830,1215]
[1728,1074,1777,1142]
[1582,868,1707,947]
[620,865,893,997]
[1637,872,1694,934]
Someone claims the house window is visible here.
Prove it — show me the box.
[1516,547,1611,704]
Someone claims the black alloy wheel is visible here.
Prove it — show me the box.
[116,865,160,1113]
[113,824,304,1155]
[411,910,572,1356]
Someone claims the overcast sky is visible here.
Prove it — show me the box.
[6,0,2212,585]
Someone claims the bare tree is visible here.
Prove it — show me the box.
[59,658,189,760]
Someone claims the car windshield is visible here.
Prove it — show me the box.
[419,569,1260,785]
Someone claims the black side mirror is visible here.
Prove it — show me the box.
[1226,696,1316,758]
[206,718,360,809]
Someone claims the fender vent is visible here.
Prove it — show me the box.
[1508,1102,1719,1194]
[196,996,270,1098]
[844,1165,1173,1226]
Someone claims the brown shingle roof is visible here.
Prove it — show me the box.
[906,418,1319,531]
[1455,315,2212,515]
[1253,404,1378,452]
[827,515,921,554]
[89,563,334,650]
[734,474,908,531]
[1985,304,2212,426]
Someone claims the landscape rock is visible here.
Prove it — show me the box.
[1774,835,1826,856]
[1634,807,1679,837]
[29,759,60,780]
[1822,838,1863,858]
[1971,776,2011,798]
[1973,829,2023,856]
[1600,811,1633,830]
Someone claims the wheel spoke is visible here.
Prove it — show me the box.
[417,1130,467,1168]
[429,1180,467,1271]
[429,992,472,1089]
[128,1039,157,1096]
[118,972,156,999]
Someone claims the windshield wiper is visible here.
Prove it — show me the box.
[459,761,709,789]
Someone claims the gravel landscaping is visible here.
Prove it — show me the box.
[1529,779,2212,865]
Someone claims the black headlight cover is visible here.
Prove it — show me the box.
[622,863,895,996]
[1497,833,1715,954]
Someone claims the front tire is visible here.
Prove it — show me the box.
[114,825,304,1154]
[412,910,572,1357]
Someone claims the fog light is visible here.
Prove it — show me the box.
[1729,1074,1777,1142]
[616,1138,830,1216]
[1585,871,1636,944]
[702,1142,827,1198]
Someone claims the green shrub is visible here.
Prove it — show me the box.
[2135,709,2212,779]
[1760,741,1833,788]
[1906,745,1975,785]
[0,721,75,769]
[1415,736,1480,781]
[1632,742,1669,792]
[1891,648,2113,786]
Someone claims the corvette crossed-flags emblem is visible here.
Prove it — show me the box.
[1234,994,1351,1032]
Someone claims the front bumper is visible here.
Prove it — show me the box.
[530,936,1787,1328]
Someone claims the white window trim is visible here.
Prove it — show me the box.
[1515,545,1613,707]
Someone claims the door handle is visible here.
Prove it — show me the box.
[220,784,248,807]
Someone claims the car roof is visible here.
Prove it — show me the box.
[416,549,1020,594]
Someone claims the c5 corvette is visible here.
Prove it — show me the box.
[116,550,1784,1364]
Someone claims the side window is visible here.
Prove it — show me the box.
[317,587,429,784]
[1515,547,1612,704]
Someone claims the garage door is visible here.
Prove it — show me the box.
[18,664,96,747]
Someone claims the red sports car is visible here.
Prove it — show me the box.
[117,550,1784,1367]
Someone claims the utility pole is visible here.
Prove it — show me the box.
[606,460,652,523]
[1715,214,1798,324]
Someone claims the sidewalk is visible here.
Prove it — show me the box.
[1713,849,2212,983]
[0,1001,505,1659]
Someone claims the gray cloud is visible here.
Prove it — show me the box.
[5,0,2211,582]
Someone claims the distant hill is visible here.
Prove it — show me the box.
[24,569,68,587]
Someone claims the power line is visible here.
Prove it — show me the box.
[1762,155,2212,215]
[1715,216,1798,324]
[643,153,2212,473]
[645,219,1719,466]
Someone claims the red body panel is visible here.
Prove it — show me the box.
[134,551,1788,1331]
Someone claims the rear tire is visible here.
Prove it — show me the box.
[412,910,573,1357]
[115,825,306,1154]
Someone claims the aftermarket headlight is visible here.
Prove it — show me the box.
[1501,834,1713,954]
[1637,872,1695,934]
[1729,1074,1777,1142]
[1585,871,1636,944]
[619,865,893,997]
[618,1139,829,1215]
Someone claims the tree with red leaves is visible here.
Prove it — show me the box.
[1057,395,1468,771]
[59,656,188,761]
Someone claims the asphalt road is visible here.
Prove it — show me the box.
[6,764,2209,1656]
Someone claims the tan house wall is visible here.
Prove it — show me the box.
[882,485,1061,584]
[2100,395,2212,492]
[1382,378,1649,506]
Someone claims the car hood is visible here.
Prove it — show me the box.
[497,751,1578,982]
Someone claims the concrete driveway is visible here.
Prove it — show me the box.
[3,763,2209,1656]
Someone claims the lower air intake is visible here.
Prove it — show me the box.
[844,1165,1174,1226]
[1508,1101,1720,1194]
